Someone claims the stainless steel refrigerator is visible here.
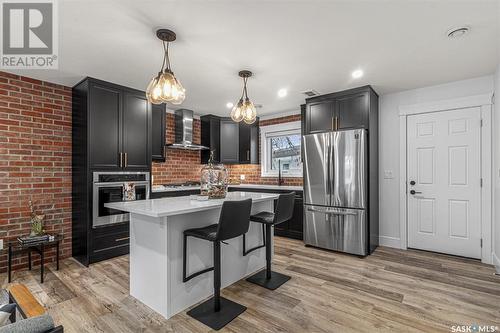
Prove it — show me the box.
[303,129,370,255]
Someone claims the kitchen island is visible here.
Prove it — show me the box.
[105,191,279,319]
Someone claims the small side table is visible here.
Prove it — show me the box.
[6,234,62,283]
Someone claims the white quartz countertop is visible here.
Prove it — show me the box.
[105,191,279,218]
[151,184,302,193]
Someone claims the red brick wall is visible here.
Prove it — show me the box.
[151,113,203,184]
[0,71,72,272]
[152,113,303,187]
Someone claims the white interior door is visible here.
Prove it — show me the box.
[407,107,481,259]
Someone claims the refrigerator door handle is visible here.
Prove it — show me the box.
[306,207,358,216]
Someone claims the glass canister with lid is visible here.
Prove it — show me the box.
[200,151,228,199]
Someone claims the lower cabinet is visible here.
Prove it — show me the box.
[273,194,303,240]
[228,187,303,240]
[90,223,129,264]
[150,189,200,199]
[151,187,304,240]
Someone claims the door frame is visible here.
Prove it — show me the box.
[398,93,493,264]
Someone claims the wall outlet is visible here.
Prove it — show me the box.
[384,170,394,179]
[0,239,3,250]
[240,174,245,181]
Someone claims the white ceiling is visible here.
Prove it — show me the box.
[9,0,499,116]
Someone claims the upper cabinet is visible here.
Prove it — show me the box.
[200,115,220,163]
[220,118,239,163]
[335,91,369,129]
[74,78,152,171]
[122,91,151,169]
[305,86,376,134]
[307,100,335,134]
[88,83,122,169]
[151,104,166,162]
[201,115,259,164]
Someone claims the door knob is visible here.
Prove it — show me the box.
[410,190,422,195]
[409,180,416,186]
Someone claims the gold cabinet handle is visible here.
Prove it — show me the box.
[247,150,250,160]
[336,117,340,130]
[124,153,128,168]
[331,117,334,130]
[115,237,130,242]
[119,152,123,168]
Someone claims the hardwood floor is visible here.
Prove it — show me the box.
[2,237,499,332]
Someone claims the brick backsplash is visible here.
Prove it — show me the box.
[152,113,203,184]
[0,71,72,272]
[152,113,303,187]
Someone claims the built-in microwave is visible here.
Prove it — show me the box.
[92,171,150,228]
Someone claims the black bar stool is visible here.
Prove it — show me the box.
[243,192,295,290]
[183,198,252,331]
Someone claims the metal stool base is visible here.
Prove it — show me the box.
[246,270,291,290]
[187,296,246,330]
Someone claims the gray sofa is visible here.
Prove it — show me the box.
[0,289,63,333]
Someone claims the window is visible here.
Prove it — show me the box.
[260,121,302,177]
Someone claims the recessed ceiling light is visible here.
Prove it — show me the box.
[447,26,470,38]
[226,102,234,109]
[351,69,364,79]
[278,88,287,98]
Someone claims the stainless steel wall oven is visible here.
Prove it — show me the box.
[92,172,150,227]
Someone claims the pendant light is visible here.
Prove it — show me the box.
[230,70,257,124]
[146,29,185,105]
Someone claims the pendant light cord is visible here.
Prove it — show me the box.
[241,77,249,100]
[161,41,172,73]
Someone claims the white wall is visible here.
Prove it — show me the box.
[494,65,500,272]
[378,75,495,248]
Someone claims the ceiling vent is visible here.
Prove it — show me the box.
[301,89,320,97]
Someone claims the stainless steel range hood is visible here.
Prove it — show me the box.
[166,109,209,150]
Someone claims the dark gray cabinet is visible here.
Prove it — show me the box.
[200,115,220,163]
[72,77,152,266]
[305,86,375,134]
[220,118,239,163]
[151,104,166,162]
[307,100,334,133]
[201,115,259,164]
[89,84,122,169]
[227,187,303,240]
[335,91,369,129]
[122,91,151,170]
[83,78,151,171]
[239,121,259,164]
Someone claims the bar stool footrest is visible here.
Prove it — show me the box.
[187,296,246,330]
[246,270,291,290]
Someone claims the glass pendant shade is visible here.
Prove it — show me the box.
[146,29,185,105]
[230,99,245,122]
[230,71,257,124]
[146,74,163,104]
[242,98,257,124]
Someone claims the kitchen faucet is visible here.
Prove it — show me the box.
[278,160,284,186]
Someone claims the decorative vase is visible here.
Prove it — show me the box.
[28,200,45,237]
[200,151,228,199]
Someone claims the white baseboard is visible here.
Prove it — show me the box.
[493,252,500,275]
[379,236,402,249]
